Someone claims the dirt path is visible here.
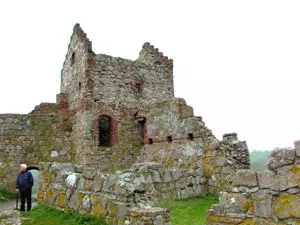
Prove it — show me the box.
[0,199,21,225]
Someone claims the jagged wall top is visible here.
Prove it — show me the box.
[137,42,173,67]
[61,23,93,72]
[60,24,174,109]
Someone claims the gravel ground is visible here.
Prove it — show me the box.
[0,199,21,225]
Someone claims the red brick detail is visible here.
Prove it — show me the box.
[29,93,69,115]
[30,103,59,115]
[92,112,118,146]
[136,115,148,144]
[57,93,69,115]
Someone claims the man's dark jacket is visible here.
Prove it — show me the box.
[16,170,34,192]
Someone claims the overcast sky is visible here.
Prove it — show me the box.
[0,0,299,151]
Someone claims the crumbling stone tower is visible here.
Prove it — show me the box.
[60,24,175,170]
[0,24,256,224]
[1,24,250,199]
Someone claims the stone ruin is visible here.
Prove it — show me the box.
[207,143,300,225]
[7,23,300,224]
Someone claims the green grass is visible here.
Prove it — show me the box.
[20,196,218,225]
[0,189,17,201]
[22,205,108,225]
[0,215,9,222]
[156,195,219,225]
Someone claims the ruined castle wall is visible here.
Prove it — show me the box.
[60,24,91,111]
[138,99,250,194]
[59,24,93,166]
[37,162,172,225]
[74,107,144,171]
[206,146,300,225]
[59,25,174,169]
[30,93,69,116]
[87,47,173,108]
[0,114,72,191]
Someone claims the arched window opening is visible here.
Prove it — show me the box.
[99,116,111,146]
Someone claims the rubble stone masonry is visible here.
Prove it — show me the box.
[207,142,300,225]
[0,114,72,190]
[0,24,253,224]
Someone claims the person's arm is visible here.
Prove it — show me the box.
[29,172,34,188]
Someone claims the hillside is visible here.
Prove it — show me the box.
[250,150,272,171]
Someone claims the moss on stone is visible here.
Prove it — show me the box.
[239,218,258,225]
[45,190,55,204]
[274,195,300,219]
[204,164,213,178]
[56,193,67,208]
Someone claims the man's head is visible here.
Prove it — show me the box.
[19,164,27,172]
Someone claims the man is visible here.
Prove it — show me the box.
[16,164,34,212]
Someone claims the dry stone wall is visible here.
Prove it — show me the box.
[0,114,72,191]
[37,162,172,225]
[222,133,250,170]
[207,143,300,225]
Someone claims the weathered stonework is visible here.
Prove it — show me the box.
[0,24,252,224]
[0,114,72,190]
[207,144,300,225]
[38,162,172,225]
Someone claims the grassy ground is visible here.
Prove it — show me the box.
[0,189,17,201]
[22,205,107,225]
[0,215,9,223]
[20,195,218,225]
[156,195,219,225]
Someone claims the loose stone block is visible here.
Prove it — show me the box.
[267,148,296,170]
[257,170,277,190]
[231,169,257,188]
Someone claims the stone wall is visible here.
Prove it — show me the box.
[207,143,300,225]
[58,24,174,168]
[138,99,250,194]
[222,133,250,170]
[61,25,173,111]
[88,43,174,108]
[37,162,172,225]
[0,114,72,191]
[30,93,69,116]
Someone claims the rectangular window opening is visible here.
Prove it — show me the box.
[138,118,146,144]
[99,116,111,146]
[167,135,172,143]
[148,138,153,144]
[188,133,194,140]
